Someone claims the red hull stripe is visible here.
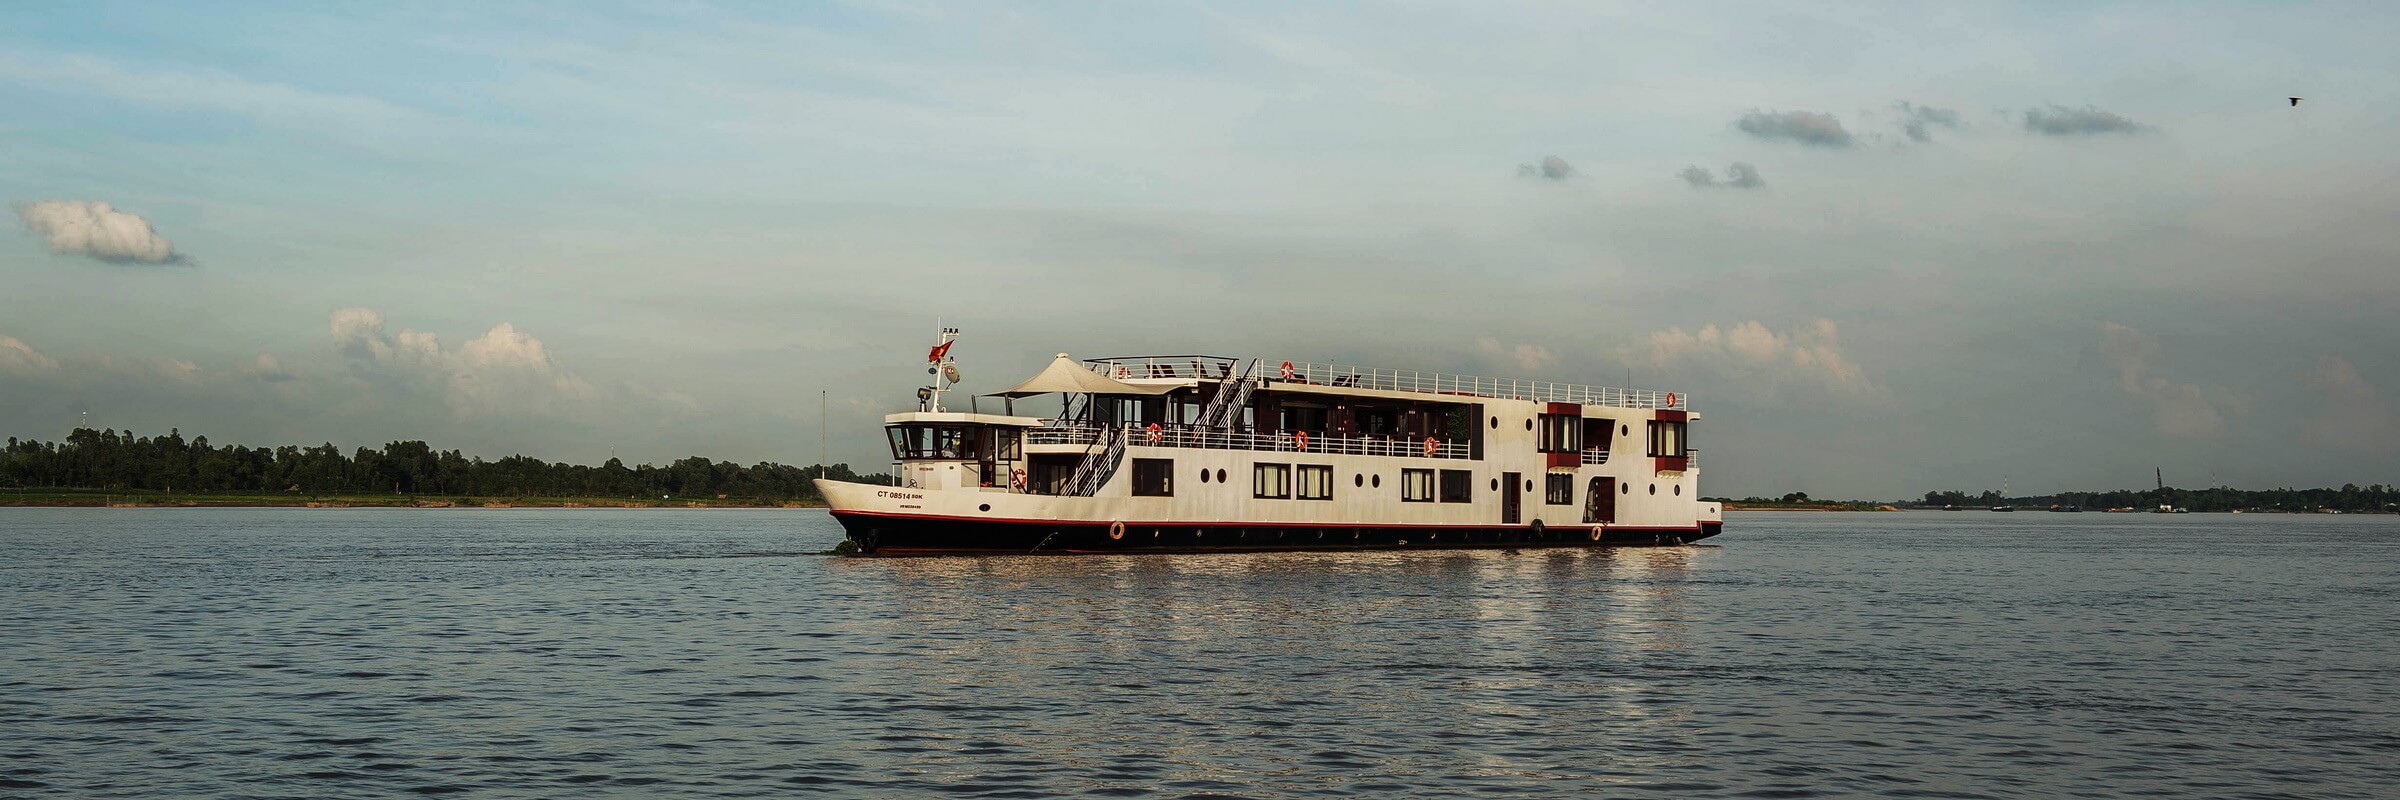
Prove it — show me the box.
[831,508,1710,533]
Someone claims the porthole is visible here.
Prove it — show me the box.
[1354,474,1364,487]
[1216,468,1227,483]
[1200,469,1211,483]
[1622,483,1631,495]
[1525,479,1534,492]
[1649,484,1657,495]
[1525,419,1534,431]
[1674,485,1682,496]
[1490,416,1499,429]
[1490,478,1499,491]
[1372,474,1382,488]
[1621,424,1630,436]
[978,504,991,512]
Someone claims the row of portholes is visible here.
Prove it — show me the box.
[1187,465,1680,496]
[1490,415,1634,437]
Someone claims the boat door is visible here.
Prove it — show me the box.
[975,427,1000,487]
[1502,471,1522,524]
[1584,477,1617,523]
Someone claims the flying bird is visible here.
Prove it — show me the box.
[2290,96,2303,107]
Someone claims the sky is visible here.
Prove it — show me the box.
[4,1,2397,500]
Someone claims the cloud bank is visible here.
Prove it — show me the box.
[13,200,185,264]
[2024,104,2146,136]
[0,334,61,374]
[1679,162,1765,189]
[331,308,593,419]
[2302,355,2397,451]
[1735,110,1852,147]
[1642,319,1876,397]
[2097,323,2247,437]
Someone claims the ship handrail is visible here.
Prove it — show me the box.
[1081,357,1686,409]
[1028,422,1474,460]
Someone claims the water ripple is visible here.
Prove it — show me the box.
[1,508,2395,797]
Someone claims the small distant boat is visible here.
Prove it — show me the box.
[1990,505,2014,512]
[2048,504,2082,512]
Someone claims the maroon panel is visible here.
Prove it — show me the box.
[1546,402,1580,415]
[1658,409,1688,422]
[1547,451,1581,469]
[1654,455,1687,472]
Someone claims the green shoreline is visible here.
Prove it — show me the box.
[0,490,825,509]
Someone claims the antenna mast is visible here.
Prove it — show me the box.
[927,323,961,412]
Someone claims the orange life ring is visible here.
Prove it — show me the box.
[1294,430,1310,451]
[1590,525,1605,541]
[1108,520,1125,540]
[1145,423,1163,443]
[1664,391,1679,408]
[1114,364,1132,379]
[1423,437,1438,457]
[1011,468,1026,489]
[1279,361,1296,380]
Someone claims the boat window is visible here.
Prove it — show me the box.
[1582,418,1613,458]
[1538,414,1582,453]
[1297,465,1333,500]
[1400,469,1434,502]
[886,424,980,459]
[1253,463,1291,499]
[1546,474,1574,504]
[1281,404,1330,433]
[1438,470,1473,503]
[994,430,1021,460]
[1132,459,1173,497]
[1647,420,1687,457]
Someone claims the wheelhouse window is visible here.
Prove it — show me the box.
[1132,458,1174,497]
[1647,420,1687,457]
[1296,464,1333,500]
[886,424,981,459]
[1537,414,1582,453]
[1401,468,1435,502]
[1253,463,1291,499]
[1545,473,1574,505]
[1438,469,1473,503]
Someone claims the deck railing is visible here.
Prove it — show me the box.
[1028,423,1474,460]
[1082,356,1686,410]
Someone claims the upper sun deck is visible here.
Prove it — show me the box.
[1082,355,1688,411]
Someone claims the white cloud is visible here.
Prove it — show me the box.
[14,200,183,264]
[1641,319,1876,397]
[1477,337,1556,372]
[330,308,591,419]
[0,334,61,373]
[2302,355,2397,451]
[2096,322,2246,437]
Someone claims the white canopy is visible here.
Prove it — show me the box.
[990,353,1179,398]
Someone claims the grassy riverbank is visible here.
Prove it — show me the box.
[0,489,824,509]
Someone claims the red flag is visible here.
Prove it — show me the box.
[927,341,953,363]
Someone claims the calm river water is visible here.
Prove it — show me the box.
[2,509,2395,798]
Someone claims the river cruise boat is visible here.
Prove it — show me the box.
[814,329,1722,554]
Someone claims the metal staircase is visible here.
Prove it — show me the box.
[1195,358,1260,430]
[1061,425,1125,497]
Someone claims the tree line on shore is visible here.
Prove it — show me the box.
[1916,485,2398,513]
[1,428,889,501]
